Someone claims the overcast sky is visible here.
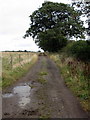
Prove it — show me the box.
[0,0,72,51]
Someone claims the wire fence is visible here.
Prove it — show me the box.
[2,52,35,70]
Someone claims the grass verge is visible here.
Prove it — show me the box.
[2,54,38,89]
[50,53,90,112]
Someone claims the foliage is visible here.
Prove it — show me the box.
[50,53,90,111]
[24,1,85,52]
[71,0,90,36]
[37,29,67,52]
[62,40,90,61]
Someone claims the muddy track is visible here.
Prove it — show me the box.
[2,56,88,119]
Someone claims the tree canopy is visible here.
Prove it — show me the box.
[24,1,85,52]
[71,0,90,37]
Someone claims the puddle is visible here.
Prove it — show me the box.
[13,85,31,108]
[2,93,13,98]
[3,84,31,108]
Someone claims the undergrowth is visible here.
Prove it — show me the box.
[50,53,90,112]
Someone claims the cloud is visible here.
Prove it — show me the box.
[0,0,71,51]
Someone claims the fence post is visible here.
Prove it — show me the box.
[10,55,13,69]
[28,52,30,60]
[19,54,22,65]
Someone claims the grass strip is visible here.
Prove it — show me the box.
[2,55,38,89]
[50,53,90,112]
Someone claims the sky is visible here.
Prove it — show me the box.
[0,0,74,51]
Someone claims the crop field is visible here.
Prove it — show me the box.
[1,52,38,88]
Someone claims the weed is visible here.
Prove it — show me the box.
[37,77,47,84]
[37,87,51,118]
[39,114,50,119]
[29,84,35,89]
[39,71,48,76]
[50,53,90,111]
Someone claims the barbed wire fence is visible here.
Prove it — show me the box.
[3,52,34,70]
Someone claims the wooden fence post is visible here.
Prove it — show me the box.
[19,54,21,65]
[10,55,13,69]
[19,54,22,66]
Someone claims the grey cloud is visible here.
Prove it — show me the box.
[0,0,71,51]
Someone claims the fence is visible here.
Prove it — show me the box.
[2,52,35,70]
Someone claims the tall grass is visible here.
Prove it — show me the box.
[2,52,34,69]
[2,52,38,89]
[50,53,90,112]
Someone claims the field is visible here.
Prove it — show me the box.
[1,52,38,88]
[2,52,36,69]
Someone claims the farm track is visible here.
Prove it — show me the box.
[2,56,88,118]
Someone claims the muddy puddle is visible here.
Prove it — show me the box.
[14,85,31,108]
[3,84,31,108]
[2,93,13,98]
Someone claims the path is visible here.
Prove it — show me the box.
[2,56,88,118]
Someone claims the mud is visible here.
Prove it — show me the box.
[2,56,89,118]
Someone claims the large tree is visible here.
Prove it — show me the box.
[24,1,85,52]
[71,0,90,38]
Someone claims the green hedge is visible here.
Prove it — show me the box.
[63,40,90,61]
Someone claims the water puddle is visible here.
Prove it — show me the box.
[3,84,31,108]
[2,93,13,98]
[13,85,31,108]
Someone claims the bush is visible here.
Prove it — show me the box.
[63,40,90,61]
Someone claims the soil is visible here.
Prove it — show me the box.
[2,56,89,118]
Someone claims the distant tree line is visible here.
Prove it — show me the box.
[3,50,33,52]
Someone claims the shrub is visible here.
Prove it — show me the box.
[63,40,90,61]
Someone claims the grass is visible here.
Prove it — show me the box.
[37,77,47,84]
[36,87,51,119]
[29,84,35,89]
[2,52,34,69]
[2,53,38,89]
[39,114,50,119]
[50,53,90,112]
[39,71,48,76]
[38,70,48,84]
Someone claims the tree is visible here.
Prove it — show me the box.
[24,1,85,52]
[68,40,90,61]
[71,0,90,38]
[36,29,67,52]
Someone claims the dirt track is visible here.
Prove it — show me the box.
[2,56,88,118]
